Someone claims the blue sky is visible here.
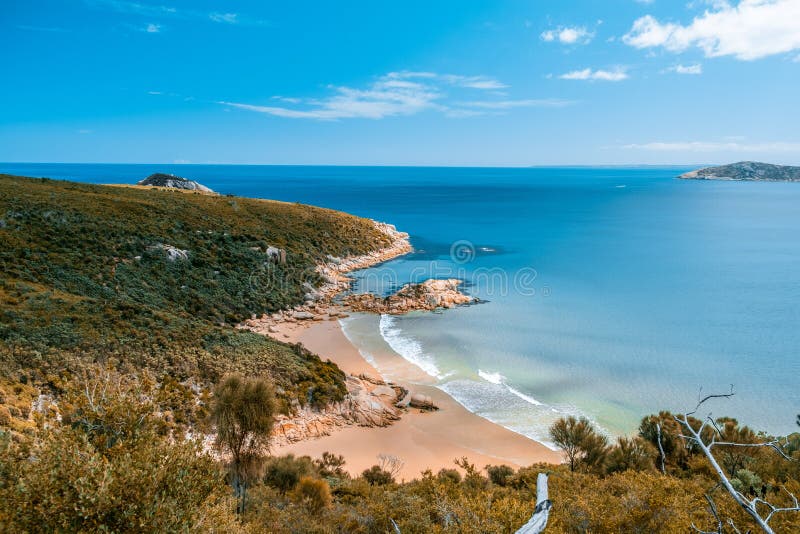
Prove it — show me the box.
[2,0,799,165]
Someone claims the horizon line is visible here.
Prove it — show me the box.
[1,161,736,169]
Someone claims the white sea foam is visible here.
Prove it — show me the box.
[378,314,442,378]
[477,369,504,384]
[507,385,544,406]
[438,378,561,450]
[478,369,545,406]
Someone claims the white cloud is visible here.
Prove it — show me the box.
[623,0,800,60]
[559,68,629,81]
[622,140,800,152]
[389,71,508,90]
[271,96,301,104]
[220,72,571,120]
[667,63,703,74]
[540,26,594,45]
[447,75,508,90]
[209,12,237,24]
[144,23,160,32]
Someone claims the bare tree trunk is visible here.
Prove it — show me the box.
[516,473,551,534]
[656,423,666,474]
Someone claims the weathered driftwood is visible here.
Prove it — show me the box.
[516,473,551,534]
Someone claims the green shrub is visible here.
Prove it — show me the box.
[362,465,395,486]
[264,454,318,493]
[486,464,515,486]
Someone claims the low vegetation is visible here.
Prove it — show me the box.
[2,366,797,532]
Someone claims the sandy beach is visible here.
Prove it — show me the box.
[271,319,561,481]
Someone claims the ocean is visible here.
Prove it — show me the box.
[4,163,799,443]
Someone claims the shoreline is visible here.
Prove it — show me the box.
[243,219,561,479]
[271,319,561,480]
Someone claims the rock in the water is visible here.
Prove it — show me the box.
[138,173,214,192]
[344,278,474,314]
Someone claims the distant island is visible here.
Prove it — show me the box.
[138,172,215,192]
[679,161,800,182]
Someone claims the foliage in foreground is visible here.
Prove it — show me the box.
[0,369,240,532]
[1,369,799,533]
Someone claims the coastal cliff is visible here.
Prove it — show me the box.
[679,161,800,182]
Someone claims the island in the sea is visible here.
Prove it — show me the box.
[138,172,215,192]
[679,161,800,182]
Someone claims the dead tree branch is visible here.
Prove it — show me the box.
[676,388,799,534]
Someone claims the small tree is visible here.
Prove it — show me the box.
[549,416,609,472]
[605,436,656,474]
[212,374,277,514]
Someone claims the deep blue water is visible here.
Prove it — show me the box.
[3,163,799,440]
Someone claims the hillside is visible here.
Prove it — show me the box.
[679,161,800,182]
[0,174,395,421]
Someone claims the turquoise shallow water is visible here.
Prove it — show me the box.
[3,163,799,441]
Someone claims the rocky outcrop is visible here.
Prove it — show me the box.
[138,173,215,192]
[679,161,800,182]
[311,222,412,304]
[272,375,407,446]
[344,278,475,314]
[147,243,189,261]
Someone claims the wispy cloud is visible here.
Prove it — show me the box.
[622,140,800,152]
[143,23,160,33]
[665,63,702,74]
[86,0,266,26]
[391,71,508,90]
[559,67,629,81]
[540,26,594,45]
[209,12,237,24]
[219,72,571,120]
[623,0,800,60]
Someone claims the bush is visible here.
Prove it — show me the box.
[263,454,318,493]
[605,436,656,474]
[486,464,515,486]
[437,468,462,484]
[362,465,395,486]
[291,476,332,513]
[315,451,347,478]
[549,416,609,473]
